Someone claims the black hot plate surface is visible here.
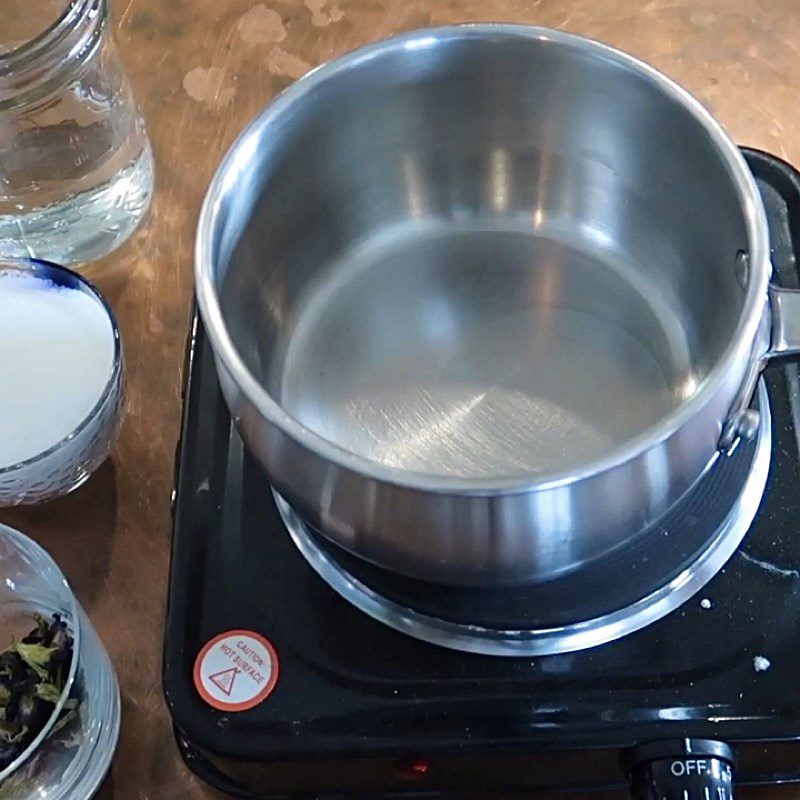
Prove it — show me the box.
[163,148,800,797]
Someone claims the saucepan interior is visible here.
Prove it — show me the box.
[213,27,750,483]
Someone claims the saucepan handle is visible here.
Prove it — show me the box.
[767,285,800,357]
[719,147,800,452]
[719,286,800,453]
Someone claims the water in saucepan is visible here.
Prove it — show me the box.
[277,224,694,480]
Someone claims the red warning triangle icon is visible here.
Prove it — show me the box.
[209,667,239,696]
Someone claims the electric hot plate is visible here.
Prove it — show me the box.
[164,148,800,798]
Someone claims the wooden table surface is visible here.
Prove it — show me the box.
[2,0,800,797]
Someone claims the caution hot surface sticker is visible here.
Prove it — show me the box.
[194,630,279,712]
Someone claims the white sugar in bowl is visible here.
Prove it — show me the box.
[0,258,124,505]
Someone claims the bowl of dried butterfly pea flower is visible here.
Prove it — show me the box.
[0,524,120,800]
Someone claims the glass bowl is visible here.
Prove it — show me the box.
[0,257,125,506]
[0,523,120,798]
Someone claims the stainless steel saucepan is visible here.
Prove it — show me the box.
[196,25,800,586]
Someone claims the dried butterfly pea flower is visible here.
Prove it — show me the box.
[0,614,79,773]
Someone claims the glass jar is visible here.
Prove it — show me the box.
[0,0,154,265]
[0,523,120,799]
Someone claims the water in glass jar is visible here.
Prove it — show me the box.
[0,1,155,265]
[0,126,154,266]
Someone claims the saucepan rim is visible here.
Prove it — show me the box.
[195,22,769,495]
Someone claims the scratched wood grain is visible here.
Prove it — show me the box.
[1,0,800,796]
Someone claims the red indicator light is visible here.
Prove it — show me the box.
[394,758,431,780]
